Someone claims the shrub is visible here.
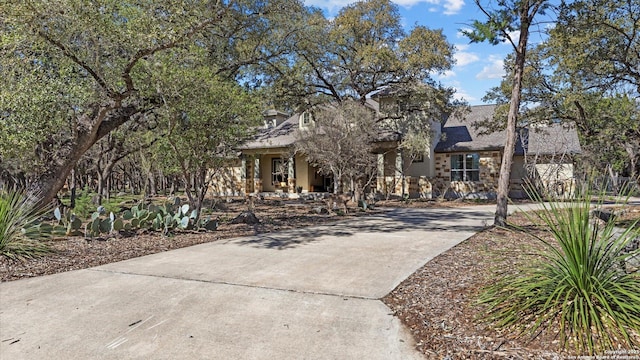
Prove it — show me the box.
[478,186,640,354]
[0,188,50,259]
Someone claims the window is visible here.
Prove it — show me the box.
[301,112,313,127]
[451,153,480,181]
[272,158,288,185]
[412,154,424,163]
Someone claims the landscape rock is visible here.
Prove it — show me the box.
[310,207,329,215]
[230,211,260,225]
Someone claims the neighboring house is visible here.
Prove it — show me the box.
[209,103,581,199]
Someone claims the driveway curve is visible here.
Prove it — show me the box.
[0,205,496,360]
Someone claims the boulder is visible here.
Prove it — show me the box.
[230,211,260,225]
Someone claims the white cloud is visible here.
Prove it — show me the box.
[442,80,477,103]
[443,0,465,15]
[303,0,353,12]
[504,30,520,44]
[452,88,477,102]
[453,44,479,67]
[304,0,465,15]
[455,52,479,67]
[433,69,456,79]
[476,56,505,80]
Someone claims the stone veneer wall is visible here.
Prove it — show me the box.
[208,166,244,196]
[433,151,502,197]
[377,176,433,199]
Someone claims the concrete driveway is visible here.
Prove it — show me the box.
[0,205,496,360]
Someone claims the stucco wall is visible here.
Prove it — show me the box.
[208,160,243,196]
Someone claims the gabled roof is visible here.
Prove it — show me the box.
[242,103,582,156]
[435,104,581,155]
[241,114,300,150]
[435,104,514,152]
[241,100,384,151]
[525,124,582,155]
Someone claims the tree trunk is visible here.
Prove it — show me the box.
[193,168,208,225]
[494,11,531,226]
[69,168,77,209]
[106,174,112,200]
[148,171,157,196]
[96,171,106,205]
[608,164,619,194]
[333,170,342,194]
[30,103,142,207]
[169,178,176,196]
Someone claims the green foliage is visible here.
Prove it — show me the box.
[159,67,263,186]
[479,20,640,178]
[478,187,640,354]
[463,0,551,46]
[294,101,378,193]
[0,188,50,259]
[53,207,83,236]
[551,0,639,94]
[107,198,217,236]
[1,0,305,206]
[48,195,219,238]
[67,188,140,219]
[264,0,454,109]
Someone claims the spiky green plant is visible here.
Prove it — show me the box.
[0,188,50,259]
[478,185,640,354]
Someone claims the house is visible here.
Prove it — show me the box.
[434,104,581,199]
[209,102,581,199]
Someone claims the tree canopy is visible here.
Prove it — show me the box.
[294,101,379,195]
[550,0,640,96]
[264,0,454,108]
[0,0,308,205]
[476,0,640,178]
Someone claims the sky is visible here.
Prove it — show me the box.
[303,0,526,105]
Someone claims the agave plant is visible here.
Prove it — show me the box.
[0,188,50,260]
[478,185,640,354]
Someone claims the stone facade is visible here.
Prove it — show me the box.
[377,176,434,199]
[208,166,244,196]
[431,151,502,198]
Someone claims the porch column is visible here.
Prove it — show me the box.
[395,150,403,195]
[240,155,247,194]
[377,153,385,194]
[254,156,262,193]
[287,156,295,193]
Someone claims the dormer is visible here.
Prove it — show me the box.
[299,111,314,128]
[263,109,289,129]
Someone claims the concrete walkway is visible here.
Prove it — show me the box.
[0,205,497,360]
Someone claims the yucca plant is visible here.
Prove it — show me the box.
[0,187,50,260]
[478,184,640,354]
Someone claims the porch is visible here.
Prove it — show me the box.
[241,152,333,195]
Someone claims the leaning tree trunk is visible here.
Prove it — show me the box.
[494,15,531,227]
[30,103,142,207]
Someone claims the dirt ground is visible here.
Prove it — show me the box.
[0,196,378,281]
[2,198,639,358]
[383,205,640,359]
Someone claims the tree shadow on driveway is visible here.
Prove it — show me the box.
[228,207,495,250]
